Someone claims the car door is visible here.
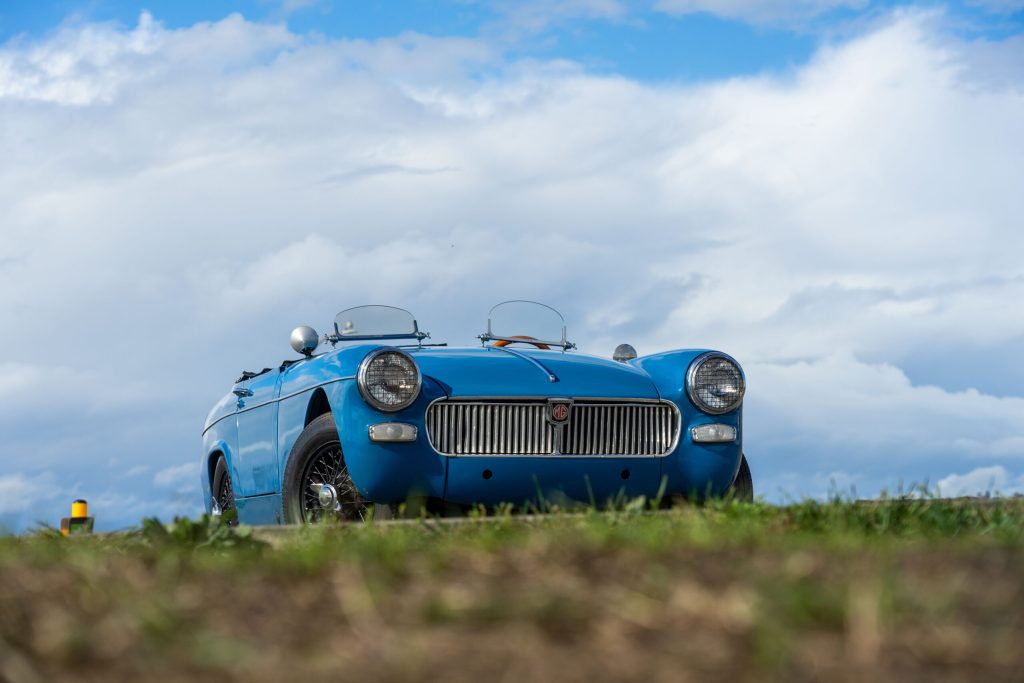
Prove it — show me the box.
[234,369,282,498]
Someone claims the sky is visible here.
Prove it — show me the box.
[0,0,1022,531]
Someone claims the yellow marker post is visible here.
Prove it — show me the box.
[60,499,95,536]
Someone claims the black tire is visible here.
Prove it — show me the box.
[730,454,754,502]
[282,413,365,524]
[212,456,238,526]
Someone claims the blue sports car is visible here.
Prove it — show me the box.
[201,301,750,524]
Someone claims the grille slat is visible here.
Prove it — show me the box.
[426,400,678,457]
[515,405,522,454]
[600,406,606,453]
[626,409,634,456]
[445,403,451,455]
[589,406,596,454]
[598,406,605,454]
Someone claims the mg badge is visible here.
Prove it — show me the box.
[550,402,570,423]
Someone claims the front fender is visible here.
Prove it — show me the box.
[631,349,709,405]
[200,436,236,514]
[633,350,744,497]
[324,376,448,502]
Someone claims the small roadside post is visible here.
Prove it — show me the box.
[60,499,95,536]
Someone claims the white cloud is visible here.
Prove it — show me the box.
[952,436,1024,458]
[0,362,152,418]
[0,468,199,532]
[654,0,868,25]
[743,355,1024,495]
[0,10,1022,526]
[0,12,297,105]
[937,465,1024,496]
[123,465,149,478]
[154,462,200,488]
[0,473,56,516]
[757,469,863,500]
[747,354,1024,449]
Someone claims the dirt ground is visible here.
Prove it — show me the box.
[1,503,1022,683]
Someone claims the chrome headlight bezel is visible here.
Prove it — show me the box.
[357,348,422,412]
[685,352,745,415]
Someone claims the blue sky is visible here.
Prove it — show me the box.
[2,1,1020,80]
[0,1,821,81]
[0,0,1023,531]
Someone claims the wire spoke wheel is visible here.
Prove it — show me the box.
[217,474,234,514]
[212,457,238,527]
[299,442,365,523]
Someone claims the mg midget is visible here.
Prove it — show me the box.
[201,301,751,524]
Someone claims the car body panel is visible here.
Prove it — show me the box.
[234,370,282,497]
[413,347,659,398]
[234,493,282,525]
[444,456,663,507]
[327,376,449,503]
[665,410,743,496]
[203,391,237,439]
[630,350,710,409]
[202,331,746,522]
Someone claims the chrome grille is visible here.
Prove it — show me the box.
[426,400,679,457]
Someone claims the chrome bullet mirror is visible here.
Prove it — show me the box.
[290,326,319,356]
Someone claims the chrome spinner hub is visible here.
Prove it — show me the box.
[317,483,338,510]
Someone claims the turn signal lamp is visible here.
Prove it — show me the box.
[369,422,418,442]
[691,424,737,443]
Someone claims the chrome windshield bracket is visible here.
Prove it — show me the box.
[478,333,576,351]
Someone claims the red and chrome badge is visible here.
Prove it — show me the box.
[550,402,571,423]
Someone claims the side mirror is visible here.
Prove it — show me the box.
[612,343,637,363]
[290,326,319,357]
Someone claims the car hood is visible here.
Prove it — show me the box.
[410,347,660,399]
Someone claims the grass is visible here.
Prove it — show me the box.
[1,497,1022,682]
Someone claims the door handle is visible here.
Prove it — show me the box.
[233,388,254,398]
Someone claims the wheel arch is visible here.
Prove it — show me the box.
[206,445,233,494]
[200,439,233,514]
[207,448,225,489]
[305,387,332,428]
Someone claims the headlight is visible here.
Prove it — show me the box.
[357,348,422,412]
[686,352,745,415]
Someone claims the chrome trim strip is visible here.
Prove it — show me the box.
[202,375,356,435]
[424,397,682,459]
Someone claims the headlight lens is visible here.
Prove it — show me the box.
[357,349,421,412]
[686,353,745,415]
